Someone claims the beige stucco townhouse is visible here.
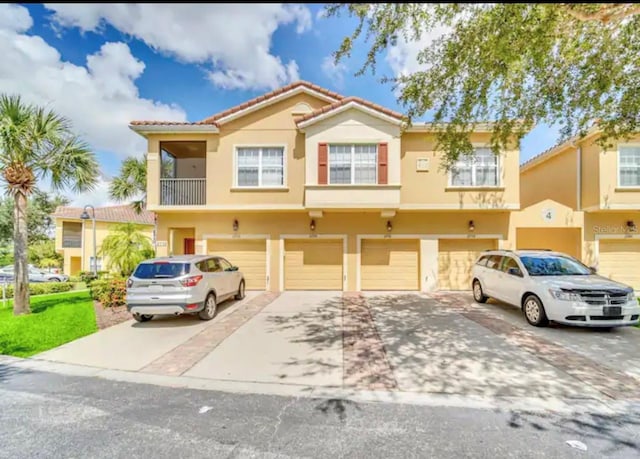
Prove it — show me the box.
[517,129,640,290]
[130,81,527,292]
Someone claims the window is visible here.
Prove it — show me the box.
[160,147,176,179]
[236,147,284,187]
[218,258,232,271]
[207,258,222,273]
[450,148,499,187]
[501,257,521,276]
[519,255,591,276]
[133,262,190,279]
[62,222,82,248]
[475,255,490,266]
[486,255,503,270]
[619,145,640,187]
[329,144,377,184]
[89,257,103,271]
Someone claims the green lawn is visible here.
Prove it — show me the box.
[0,290,97,357]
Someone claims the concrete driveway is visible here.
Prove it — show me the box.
[32,290,640,403]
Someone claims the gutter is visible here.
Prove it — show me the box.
[128,124,219,137]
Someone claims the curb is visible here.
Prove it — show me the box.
[0,354,633,416]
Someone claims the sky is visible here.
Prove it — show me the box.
[1,3,560,207]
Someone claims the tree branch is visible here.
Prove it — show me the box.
[559,3,640,23]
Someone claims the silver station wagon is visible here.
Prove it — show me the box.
[126,255,245,322]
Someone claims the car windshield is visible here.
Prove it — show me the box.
[519,255,591,276]
[133,262,190,279]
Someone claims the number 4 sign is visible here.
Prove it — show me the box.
[541,208,555,222]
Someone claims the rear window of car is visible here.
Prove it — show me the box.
[133,262,190,279]
[475,255,490,266]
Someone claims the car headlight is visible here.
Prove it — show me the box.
[627,291,637,302]
[549,289,582,301]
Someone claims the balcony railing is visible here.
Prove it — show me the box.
[160,178,206,206]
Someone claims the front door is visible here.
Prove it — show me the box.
[183,238,195,255]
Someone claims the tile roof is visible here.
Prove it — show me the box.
[199,80,344,124]
[52,205,155,225]
[295,96,404,125]
[130,81,344,127]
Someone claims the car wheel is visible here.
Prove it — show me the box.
[133,314,153,323]
[235,280,245,300]
[523,294,549,327]
[50,278,61,282]
[472,280,488,303]
[198,293,217,320]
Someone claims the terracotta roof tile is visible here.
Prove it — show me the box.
[199,80,344,124]
[52,205,155,225]
[129,120,214,126]
[295,96,404,125]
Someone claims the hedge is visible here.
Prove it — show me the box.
[89,278,126,308]
[0,282,74,299]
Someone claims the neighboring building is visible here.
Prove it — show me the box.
[518,129,640,290]
[130,81,524,292]
[53,205,155,275]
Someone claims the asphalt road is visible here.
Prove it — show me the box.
[0,364,638,459]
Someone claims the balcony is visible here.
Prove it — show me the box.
[160,178,206,206]
[159,141,206,206]
[305,185,401,209]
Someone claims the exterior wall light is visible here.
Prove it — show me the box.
[233,219,239,232]
[310,219,316,231]
[627,220,637,232]
[386,220,393,232]
[468,220,475,232]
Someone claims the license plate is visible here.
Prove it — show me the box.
[603,306,622,316]
[148,284,163,292]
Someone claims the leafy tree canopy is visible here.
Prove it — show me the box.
[0,190,69,244]
[109,156,146,214]
[327,3,640,166]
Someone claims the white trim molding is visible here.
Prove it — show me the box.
[400,203,520,210]
[202,233,271,290]
[356,233,503,291]
[279,234,348,292]
[147,204,307,212]
[129,124,219,137]
[297,101,402,129]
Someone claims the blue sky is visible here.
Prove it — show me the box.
[2,3,559,206]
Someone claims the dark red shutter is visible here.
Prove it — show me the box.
[318,143,328,185]
[378,142,388,185]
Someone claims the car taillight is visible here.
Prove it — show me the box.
[180,275,203,287]
[126,278,133,288]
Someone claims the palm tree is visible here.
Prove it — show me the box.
[0,95,98,315]
[99,223,154,277]
[109,156,146,213]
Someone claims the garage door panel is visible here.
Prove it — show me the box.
[208,239,266,290]
[599,240,640,290]
[516,228,581,259]
[438,239,497,290]
[285,240,343,290]
[361,239,419,290]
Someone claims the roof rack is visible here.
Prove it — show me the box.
[517,248,553,251]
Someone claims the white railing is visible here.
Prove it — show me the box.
[160,178,206,206]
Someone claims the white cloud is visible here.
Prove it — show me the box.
[45,3,312,91]
[0,4,186,162]
[321,56,347,89]
[67,175,117,208]
[386,24,451,79]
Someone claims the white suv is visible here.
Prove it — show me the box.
[471,250,640,328]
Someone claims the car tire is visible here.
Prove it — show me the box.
[199,293,217,321]
[49,278,61,282]
[235,280,245,300]
[133,314,153,322]
[523,294,549,327]
[472,280,488,303]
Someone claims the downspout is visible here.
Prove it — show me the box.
[576,145,582,211]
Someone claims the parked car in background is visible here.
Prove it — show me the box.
[126,255,245,323]
[0,265,68,282]
[472,249,640,328]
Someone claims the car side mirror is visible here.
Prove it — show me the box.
[589,266,597,274]
[507,267,523,277]
[226,266,239,272]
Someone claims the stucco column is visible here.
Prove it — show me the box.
[147,141,161,207]
[420,238,438,291]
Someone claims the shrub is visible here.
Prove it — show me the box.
[79,271,98,284]
[90,278,126,308]
[0,282,74,299]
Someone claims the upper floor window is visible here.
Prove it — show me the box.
[619,145,640,187]
[62,222,82,248]
[329,144,377,184]
[236,147,284,187]
[450,148,499,187]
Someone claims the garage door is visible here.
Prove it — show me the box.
[361,239,419,290]
[438,239,498,290]
[208,239,267,290]
[284,239,343,290]
[598,239,640,290]
[516,228,581,259]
